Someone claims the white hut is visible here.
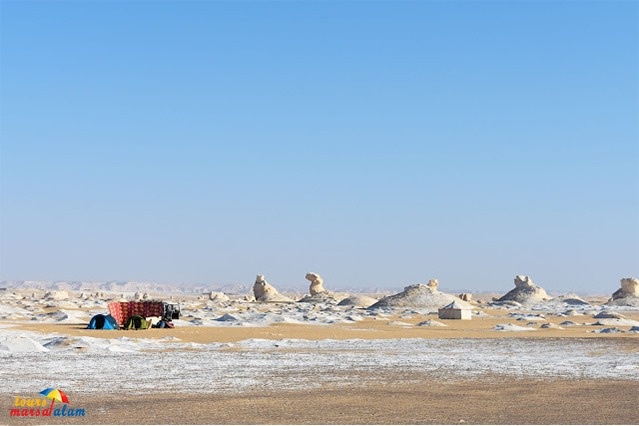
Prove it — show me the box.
[438,301,472,320]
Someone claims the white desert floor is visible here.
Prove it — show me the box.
[0,289,638,424]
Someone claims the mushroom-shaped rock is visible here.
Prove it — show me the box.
[337,295,378,308]
[252,275,293,302]
[368,282,465,310]
[306,272,327,295]
[607,278,639,306]
[496,275,550,305]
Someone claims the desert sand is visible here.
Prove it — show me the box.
[1,279,638,425]
[8,311,639,341]
[1,377,638,425]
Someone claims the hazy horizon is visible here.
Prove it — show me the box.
[0,274,631,296]
[1,1,638,293]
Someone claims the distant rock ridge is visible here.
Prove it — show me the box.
[607,277,639,307]
[496,275,550,305]
[0,280,247,295]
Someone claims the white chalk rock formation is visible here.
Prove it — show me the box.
[298,291,345,304]
[0,335,49,353]
[252,275,293,302]
[458,293,473,302]
[306,272,327,295]
[426,279,439,289]
[44,291,69,300]
[594,318,639,327]
[496,275,550,305]
[540,322,564,329]
[553,293,590,306]
[593,311,625,319]
[209,292,230,303]
[607,277,639,306]
[417,319,448,327]
[368,281,467,310]
[298,272,342,303]
[337,295,378,308]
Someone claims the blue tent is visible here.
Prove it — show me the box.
[87,314,119,330]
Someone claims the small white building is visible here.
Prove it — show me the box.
[438,301,472,320]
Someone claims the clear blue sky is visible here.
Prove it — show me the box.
[1,1,637,293]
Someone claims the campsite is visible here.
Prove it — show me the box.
[86,314,119,330]
[86,300,181,330]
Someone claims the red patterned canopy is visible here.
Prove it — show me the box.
[108,301,164,326]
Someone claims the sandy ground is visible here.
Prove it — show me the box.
[2,320,638,425]
[2,376,638,425]
[2,290,638,425]
[9,309,639,342]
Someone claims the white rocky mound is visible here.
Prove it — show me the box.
[607,277,639,307]
[209,292,230,303]
[368,279,464,310]
[44,291,69,300]
[553,293,590,306]
[252,275,293,303]
[337,295,378,308]
[496,275,550,305]
[0,335,49,353]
